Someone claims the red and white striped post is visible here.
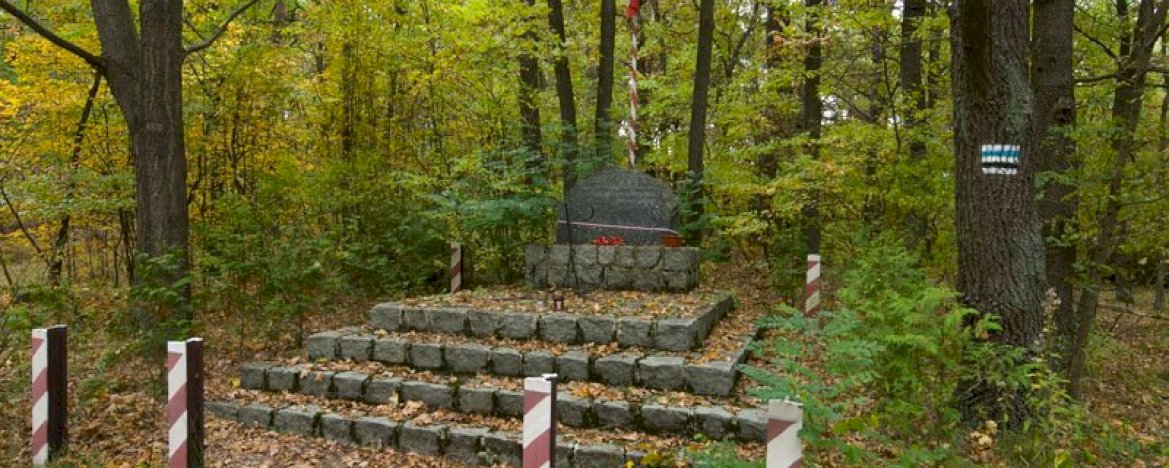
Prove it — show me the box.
[765,399,804,468]
[523,373,558,468]
[30,325,67,465]
[167,338,204,468]
[625,0,641,168]
[450,242,464,293]
[805,254,821,316]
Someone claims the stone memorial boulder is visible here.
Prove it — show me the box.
[556,166,680,245]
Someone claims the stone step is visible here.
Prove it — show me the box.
[238,361,767,442]
[205,393,764,467]
[304,327,754,396]
[369,293,734,352]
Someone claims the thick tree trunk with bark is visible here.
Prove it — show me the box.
[1030,0,1077,376]
[800,0,823,254]
[595,0,616,160]
[950,0,1047,426]
[547,0,579,192]
[686,0,715,243]
[519,0,543,164]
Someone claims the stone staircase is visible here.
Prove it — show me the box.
[208,290,767,466]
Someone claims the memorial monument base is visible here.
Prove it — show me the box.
[524,244,700,292]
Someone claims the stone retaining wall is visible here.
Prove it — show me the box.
[304,328,754,396]
[524,244,700,292]
[236,361,765,442]
[369,294,733,352]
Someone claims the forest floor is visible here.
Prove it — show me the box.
[0,257,1166,466]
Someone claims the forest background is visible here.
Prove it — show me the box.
[1,0,1168,465]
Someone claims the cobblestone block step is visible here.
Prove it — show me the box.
[237,362,766,442]
[369,293,734,352]
[301,328,754,396]
[206,398,733,467]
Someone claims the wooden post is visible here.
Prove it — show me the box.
[805,254,821,316]
[765,399,803,468]
[167,338,204,468]
[523,373,558,468]
[450,242,464,293]
[31,325,67,465]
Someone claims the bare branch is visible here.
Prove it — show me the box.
[0,0,104,70]
[184,0,263,56]
[1074,23,1119,60]
[1075,73,1119,84]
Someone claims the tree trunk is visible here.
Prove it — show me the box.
[800,0,823,255]
[898,0,928,246]
[595,0,616,160]
[547,0,578,192]
[91,0,192,329]
[950,0,1047,427]
[50,72,103,286]
[686,0,715,243]
[759,4,791,180]
[518,0,543,164]
[1030,0,1077,376]
[1067,0,1169,398]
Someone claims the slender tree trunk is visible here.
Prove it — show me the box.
[1067,0,1169,397]
[519,0,543,165]
[1155,259,1167,314]
[50,72,103,285]
[595,0,616,160]
[898,0,928,245]
[950,0,1047,427]
[800,0,823,254]
[1031,0,1078,376]
[686,0,715,243]
[760,3,796,179]
[547,0,579,192]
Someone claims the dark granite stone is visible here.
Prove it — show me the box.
[693,406,734,440]
[481,431,522,467]
[556,351,591,382]
[458,387,496,414]
[556,166,680,245]
[430,307,468,334]
[595,400,634,428]
[354,416,398,448]
[399,423,446,456]
[523,351,556,377]
[401,381,454,409]
[637,356,686,390]
[579,316,617,343]
[491,348,523,376]
[372,338,410,364]
[369,303,403,331]
[365,377,402,404]
[595,353,637,386]
[333,371,369,400]
[575,444,625,468]
[409,342,444,369]
[495,390,524,417]
[299,370,335,397]
[339,334,374,362]
[266,366,301,391]
[240,362,269,389]
[321,413,354,443]
[446,427,488,465]
[445,343,491,374]
[274,405,320,436]
[238,404,274,429]
[206,401,240,420]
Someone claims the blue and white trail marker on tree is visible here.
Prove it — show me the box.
[980,144,1020,175]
